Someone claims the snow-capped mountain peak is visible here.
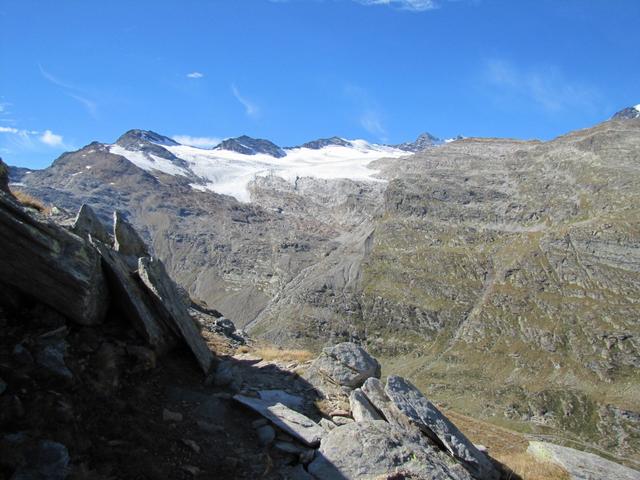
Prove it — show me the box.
[107,130,420,202]
[612,104,640,120]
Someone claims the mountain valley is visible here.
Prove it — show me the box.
[8,110,640,468]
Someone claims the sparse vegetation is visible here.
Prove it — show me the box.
[11,189,49,213]
[444,409,570,480]
[251,343,315,363]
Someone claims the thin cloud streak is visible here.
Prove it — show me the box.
[173,135,221,148]
[270,0,440,11]
[231,84,260,118]
[344,83,389,142]
[39,64,100,119]
[484,59,602,114]
[187,72,204,79]
[354,0,438,11]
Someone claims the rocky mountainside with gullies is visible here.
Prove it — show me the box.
[7,112,640,468]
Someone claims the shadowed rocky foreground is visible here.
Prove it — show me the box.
[1,164,639,479]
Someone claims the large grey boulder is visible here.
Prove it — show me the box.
[384,375,500,480]
[360,377,415,429]
[137,256,214,374]
[234,395,324,447]
[0,191,108,325]
[92,240,176,353]
[72,204,111,244]
[308,420,473,480]
[528,441,640,480]
[349,388,383,422]
[303,342,380,393]
[113,210,148,258]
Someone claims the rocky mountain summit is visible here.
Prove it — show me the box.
[612,104,640,120]
[6,112,640,472]
[215,135,287,158]
[392,132,442,152]
[297,137,354,150]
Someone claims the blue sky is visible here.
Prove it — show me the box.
[1,0,639,168]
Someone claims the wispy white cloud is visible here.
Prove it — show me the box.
[231,84,260,118]
[360,110,387,138]
[173,135,221,148]
[354,0,437,11]
[0,100,14,124]
[0,126,66,149]
[187,71,204,79]
[40,130,64,147]
[344,83,388,142]
[270,0,441,11]
[39,64,99,119]
[483,59,601,114]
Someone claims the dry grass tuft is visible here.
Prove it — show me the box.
[443,409,570,480]
[11,190,50,213]
[251,344,315,363]
[201,330,236,356]
[497,452,570,480]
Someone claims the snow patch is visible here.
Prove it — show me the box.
[635,104,640,112]
[166,141,408,202]
[108,144,191,177]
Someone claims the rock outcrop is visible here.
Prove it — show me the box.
[384,375,500,480]
[303,342,381,393]
[308,420,473,480]
[0,191,109,326]
[0,192,212,373]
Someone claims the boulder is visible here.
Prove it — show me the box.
[233,395,324,447]
[303,342,380,393]
[92,240,176,353]
[35,341,72,380]
[11,440,70,480]
[71,204,111,244]
[349,388,383,422]
[0,191,108,325]
[384,375,500,480]
[113,210,148,258]
[360,377,415,429]
[258,390,304,410]
[308,420,473,480]
[527,441,640,480]
[256,425,276,445]
[137,256,214,374]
